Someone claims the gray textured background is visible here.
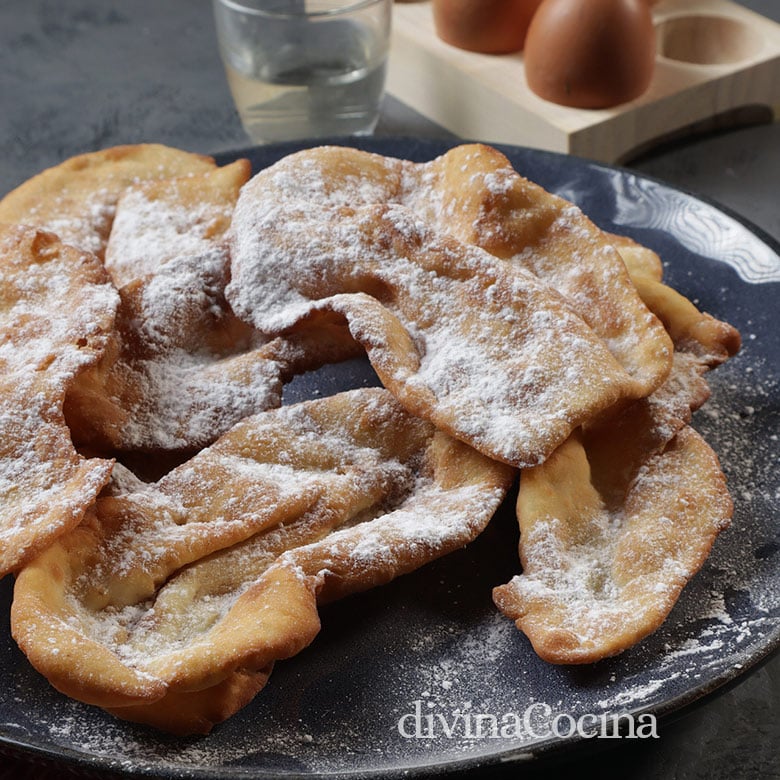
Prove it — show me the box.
[0,1,778,778]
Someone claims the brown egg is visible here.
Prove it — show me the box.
[524,0,656,108]
[432,0,543,54]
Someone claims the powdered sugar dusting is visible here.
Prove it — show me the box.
[27,189,116,257]
[104,162,242,288]
[21,387,510,718]
[250,145,670,397]
[228,172,642,468]
[0,143,776,775]
[4,328,777,779]
[0,226,118,574]
[69,243,286,452]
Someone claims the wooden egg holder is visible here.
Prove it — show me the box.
[386,0,780,163]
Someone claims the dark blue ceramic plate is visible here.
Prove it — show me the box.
[1,138,778,778]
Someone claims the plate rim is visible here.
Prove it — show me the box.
[3,135,779,779]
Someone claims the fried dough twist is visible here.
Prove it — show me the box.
[12,389,514,733]
[494,236,740,662]
[228,147,669,468]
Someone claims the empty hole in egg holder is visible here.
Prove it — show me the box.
[655,13,764,66]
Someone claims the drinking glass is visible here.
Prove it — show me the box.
[213,0,392,143]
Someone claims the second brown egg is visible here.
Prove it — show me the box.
[523,0,656,109]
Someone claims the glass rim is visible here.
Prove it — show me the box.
[213,0,388,19]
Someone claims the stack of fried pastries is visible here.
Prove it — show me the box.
[13,388,513,733]
[1,142,740,734]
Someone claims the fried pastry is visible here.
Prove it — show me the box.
[64,154,360,454]
[12,388,514,733]
[65,250,361,454]
[578,232,741,485]
[104,159,251,287]
[611,232,741,366]
[0,224,117,576]
[404,144,674,394]
[0,144,216,259]
[493,360,735,663]
[64,245,288,453]
[493,424,733,664]
[228,182,655,469]
[493,232,740,663]
[2,140,744,734]
[241,144,673,396]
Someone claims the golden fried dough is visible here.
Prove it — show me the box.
[229,182,654,469]
[405,144,674,394]
[106,667,275,735]
[3,140,744,733]
[12,389,514,733]
[66,245,361,454]
[0,144,216,258]
[493,350,734,664]
[492,228,740,663]
[65,245,286,453]
[0,224,117,575]
[493,424,732,664]
[65,154,359,454]
[104,159,251,287]
[606,231,664,281]
[581,350,712,498]
[612,233,741,366]
[243,144,673,395]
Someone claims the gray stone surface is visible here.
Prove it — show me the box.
[0,1,778,778]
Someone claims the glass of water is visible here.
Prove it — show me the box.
[213,0,392,143]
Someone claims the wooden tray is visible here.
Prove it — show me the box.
[386,0,780,162]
